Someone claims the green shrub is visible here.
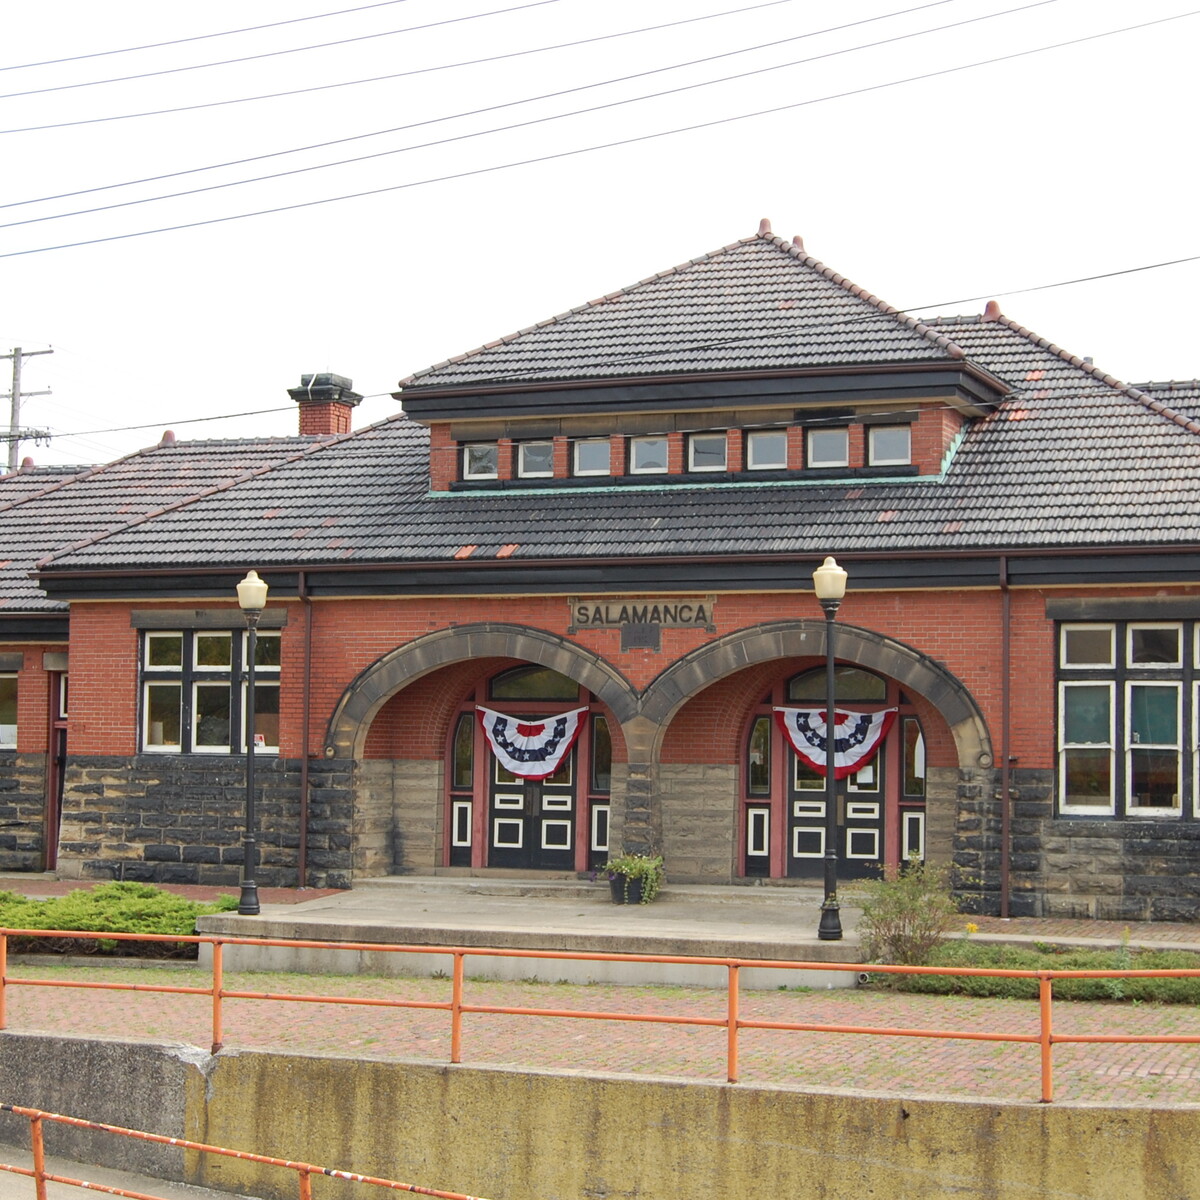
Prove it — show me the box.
[0,882,238,956]
[892,939,1200,1004]
[856,857,961,965]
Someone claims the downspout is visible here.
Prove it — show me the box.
[299,570,313,887]
[999,556,1011,918]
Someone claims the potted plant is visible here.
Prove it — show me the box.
[602,853,664,905]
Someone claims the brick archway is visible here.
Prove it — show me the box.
[641,620,993,769]
[324,624,639,759]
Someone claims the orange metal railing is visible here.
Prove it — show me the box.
[0,1102,495,1200]
[4,927,1200,1103]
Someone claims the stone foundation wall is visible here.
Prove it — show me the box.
[659,762,737,882]
[391,759,442,872]
[55,755,355,889]
[0,752,47,871]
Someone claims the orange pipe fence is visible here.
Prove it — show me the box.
[0,1102,495,1200]
[4,927,1200,1103]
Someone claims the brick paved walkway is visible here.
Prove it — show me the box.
[6,961,1200,1107]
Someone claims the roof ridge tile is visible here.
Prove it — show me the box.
[764,231,969,361]
[33,423,377,570]
[988,312,1200,436]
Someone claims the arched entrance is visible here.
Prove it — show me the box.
[742,665,926,880]
[445,664,615,872]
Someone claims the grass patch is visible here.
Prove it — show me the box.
[0,882,238,957]
[885,939,1200,1003]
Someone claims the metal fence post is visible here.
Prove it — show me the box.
[1039,974,1054,1103]
[727,964,740,1083]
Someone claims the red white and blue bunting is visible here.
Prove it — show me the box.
[773,707,898,780]
[476,706,588,780]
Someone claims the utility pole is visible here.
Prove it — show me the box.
[1,347,53,471]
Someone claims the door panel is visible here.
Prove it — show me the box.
[786,749,886,880]
[487,750,576,870]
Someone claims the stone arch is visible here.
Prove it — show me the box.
[641,620,993,769]
[324,623,640,759]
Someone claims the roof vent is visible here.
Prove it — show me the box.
[288,373,363,436]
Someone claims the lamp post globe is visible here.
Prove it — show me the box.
[236,570,268,916]
[813,556,847,941]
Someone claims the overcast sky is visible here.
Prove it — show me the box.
[1,0,1196,465]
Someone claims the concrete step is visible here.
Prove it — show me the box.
[352,873,827,906]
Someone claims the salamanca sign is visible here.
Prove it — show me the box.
[570,598,714,629]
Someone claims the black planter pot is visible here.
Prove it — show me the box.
[608,875,644,905]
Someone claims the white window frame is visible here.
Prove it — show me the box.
[806,427,848,468]
[240,679,281,754]
[867,424,911,466]
[688,432,727,472]
[746,430,787,470]
[462,443,499,480]
[1060,623,1115,670]
[144,631,184,672]
[192,679,233,754]
[1058,680,1115,815]
[517,441,554,479]
[573,438,611,476]
[630,436,668,474]
[1125,680,1181,814]
[143,680,183,753]
[1127,622,1183,668]
[0,673,18,749]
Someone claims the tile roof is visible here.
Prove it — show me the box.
[400,226,966,390]
[0,436,326,611]
[31,230,1200,578]
[1133,380,1200,427]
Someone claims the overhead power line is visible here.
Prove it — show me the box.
[899,254,1200,314]
[0,0,1042,229]
[2,8,1194,261]
[0,0,567,99]
[0,0,415,72]
[0,0,811,136]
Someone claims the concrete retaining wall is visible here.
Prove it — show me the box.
[2,1032,1199,1200]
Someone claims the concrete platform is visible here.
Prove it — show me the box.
[195,877,865,989]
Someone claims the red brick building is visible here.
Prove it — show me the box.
[3,222,1200,919]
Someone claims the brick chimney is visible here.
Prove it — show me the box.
[288,373,363,435]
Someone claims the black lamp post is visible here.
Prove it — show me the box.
[813,555,848,941]
[236,569,269,916]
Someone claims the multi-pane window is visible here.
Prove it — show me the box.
[517,441,553,478]
[462,443,498,480]
[142,630,280,754]
[688,432,727,472]
[746,430,787,470]
[807,427,848,468]
[0,675,16,748]
[868,425,911,465]
[630,436,668,474]
[1057,621,1194,817]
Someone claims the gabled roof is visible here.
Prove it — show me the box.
[400,224,967,391]
[31,227,1200,582]
[0,435,327,611]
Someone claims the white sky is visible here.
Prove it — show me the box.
[0,0,1196,465]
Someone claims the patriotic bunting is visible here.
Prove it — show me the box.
[476,705,588,780]
[773,707,898,780]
